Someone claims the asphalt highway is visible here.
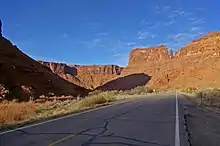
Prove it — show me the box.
[0,93,190,146]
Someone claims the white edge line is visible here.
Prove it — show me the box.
[0,98,137,135]
[175,91,180,146]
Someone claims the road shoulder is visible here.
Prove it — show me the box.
[182,95,220,146]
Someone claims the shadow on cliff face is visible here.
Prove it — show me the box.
[0,36,89,101]
[95,73,151,91]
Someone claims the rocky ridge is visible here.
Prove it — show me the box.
[0,21,89,100]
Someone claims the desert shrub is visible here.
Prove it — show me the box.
[146,87,154,93]
[210,88,220,97]
[180,87,197,94]
[122,86,154,95]
[192,91,203,99]
[211,88,220,92]
[79,91,117,108]
[88,90,102,96]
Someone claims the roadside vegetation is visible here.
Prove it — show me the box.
[180,88,220,109]
[0,86,156,128]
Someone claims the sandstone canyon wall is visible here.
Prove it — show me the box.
[39,31,220,91]
[38,61,123,89]
[128,45,173,66]
[123,31,220,89]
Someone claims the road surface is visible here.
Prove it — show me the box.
[0,93,190,146]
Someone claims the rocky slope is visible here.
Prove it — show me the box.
[38,61,123,89]
[0,23,89,101]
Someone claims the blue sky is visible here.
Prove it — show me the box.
[0,0,219,66]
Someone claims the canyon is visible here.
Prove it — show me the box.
[1,20,220,100]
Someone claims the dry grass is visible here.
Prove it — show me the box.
[0,87,156,127]
[181,88,220,107]
[78,91,117,108]
[0,102,36,125]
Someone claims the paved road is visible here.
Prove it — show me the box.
[0,93,191,146]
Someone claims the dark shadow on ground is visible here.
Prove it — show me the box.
[95,73,151,91]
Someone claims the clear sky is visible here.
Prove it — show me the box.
[0,0,219,66]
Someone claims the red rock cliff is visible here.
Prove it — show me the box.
[123,32,220,89]
[128,45,172,66]
[38,32,220,91]
[39,61,123,89]
[175,32,220,57]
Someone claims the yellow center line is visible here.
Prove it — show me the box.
[48,134,77,146]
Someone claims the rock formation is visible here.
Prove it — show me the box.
[39,31,220,91]
[2,18,220,97]
[39,61,123,89]
[175,32,220,57]
[0,20,2,38]
[128,45,171,66]
[123,31,220,89]
[0,21,89,101]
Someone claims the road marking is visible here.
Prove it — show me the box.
[0,98,137,135]
[175,92,180,146]
[48,133,77,146]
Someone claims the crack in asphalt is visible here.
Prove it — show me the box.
[79,133,168,146]
[80,105,142,146]
[79,104,168,146]
[183,109,193,146]
[13,103,168,146]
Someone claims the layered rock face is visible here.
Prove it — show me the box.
[128,45,173,66]
[175,32,220,57]
[38,61,77,76]
[39,61,123,89]
[0,22,89,100]
[123,31,220,89]
[74,65,123,89]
